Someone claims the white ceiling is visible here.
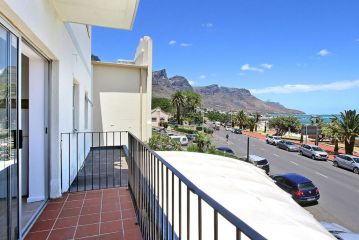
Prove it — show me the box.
[52,0,139,30]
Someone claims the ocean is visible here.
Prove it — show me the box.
[267,114,340,124]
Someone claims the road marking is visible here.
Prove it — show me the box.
[273,154,280,157]
[290,161,298,166]
[315,172,328,179]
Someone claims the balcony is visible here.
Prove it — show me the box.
[26,131,266,239]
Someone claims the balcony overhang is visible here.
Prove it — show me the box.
[53,0,139,29]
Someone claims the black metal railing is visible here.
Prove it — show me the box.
[127,132,266,240]
[60,131,128,192]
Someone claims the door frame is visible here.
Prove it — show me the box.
[19,39,51,238]
[0,14,51,239]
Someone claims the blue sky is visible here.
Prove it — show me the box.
[92,0,359,114]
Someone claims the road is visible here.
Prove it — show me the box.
[212,128,359,232]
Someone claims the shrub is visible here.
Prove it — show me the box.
[196,126,203,131]
[187,144,199,152]
[148,133,182,151]
[175,127,196,134]
[204,127,214,134]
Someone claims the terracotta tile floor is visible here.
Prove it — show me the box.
[25,188,142,240]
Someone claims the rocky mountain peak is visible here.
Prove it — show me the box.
[153,69,168,82]
[151,69,304,114]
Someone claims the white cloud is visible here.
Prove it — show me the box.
[199,74,206,79]
[180,43,192,47]
[169,40,176,45]
[260,63,273,69]
[202,23,214,28]
[188,80,195,85]
[317,49,330,57]
[241,64,263,72]
[250,80,359,94]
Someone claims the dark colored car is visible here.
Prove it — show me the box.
[271,173,320,203]
[276,140,299,152]
[186,134,197,142]
[216,146,235,155]
[234,129,242,134]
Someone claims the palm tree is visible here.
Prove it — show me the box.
[171,91,185,124]
[183,91,202,113]
[338,110,359,155]
[236,110,247,129]
[253,112,262,132]
[247,117,256,132]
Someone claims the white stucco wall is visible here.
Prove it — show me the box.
[0,0,93,198]
[92,37,152,143]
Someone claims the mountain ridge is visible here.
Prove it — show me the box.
[152,69,305,114]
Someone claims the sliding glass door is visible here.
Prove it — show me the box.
[0,23,19,240]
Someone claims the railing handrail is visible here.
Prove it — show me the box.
[61,130,127,135]
[128,132,266,240]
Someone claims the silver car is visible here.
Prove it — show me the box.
[299,144,328,160]
[321,221,359,240]
[333,154,359,174]
[276,140,299,152]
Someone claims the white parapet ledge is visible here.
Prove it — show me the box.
[91,61,147,69]
[156,151,335,240]
[52,0,139,29]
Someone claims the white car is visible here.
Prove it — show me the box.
[170,135,188,146]
[225,126,232,131]
[266,135,282,145]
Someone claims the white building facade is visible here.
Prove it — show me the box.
[0,0,141,239]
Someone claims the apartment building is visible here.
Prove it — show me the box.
[0,0,141,239]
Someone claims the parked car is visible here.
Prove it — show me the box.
[299,144,328,160]
[216,146,235,156]
[277,140,299,152]
[270,173,320,203]
[233,128,242,134]
[333,154,359,174]
[248,155,270,174]
[225,126,232,131]
[169,135,188,146]
[266,135,282,145]
[321,222,359,240]
[186,134,197,142]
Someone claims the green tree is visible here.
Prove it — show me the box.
[253,112,262,131]
[171,91,185,124]
[196,132,211,152]
[152,97,174,113]
[183,91,202,113]
[322,117,342,154]
[338,110,359,155]
[310,116,324,127]
[149,133,182,151]
[246,117,256,132]
[236,110,248,129]
[268,116,301,135]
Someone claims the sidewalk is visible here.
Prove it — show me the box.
[242,131,359,161]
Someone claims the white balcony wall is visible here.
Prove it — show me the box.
[92,37,152,145]
[0,0,93,197]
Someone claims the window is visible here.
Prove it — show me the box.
[85,92,89,130]
[73,83,80,131]
[152,117,157,122]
